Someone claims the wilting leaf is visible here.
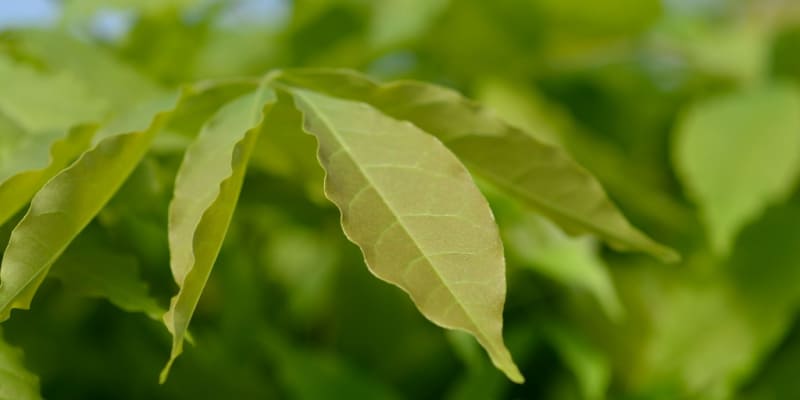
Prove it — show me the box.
[0,330,40,400]
[673,83,800,254]
[49,226,163,319]
[161,84,276,381]
[0,54,107,132]
[287,88,523,382]
[275,69,678,262]
[0,125,96,226]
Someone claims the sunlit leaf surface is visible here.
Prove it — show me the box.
[288,88,523,382]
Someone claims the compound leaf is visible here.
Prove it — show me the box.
[287,88,523,383]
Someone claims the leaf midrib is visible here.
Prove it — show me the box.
[292,89,498,351]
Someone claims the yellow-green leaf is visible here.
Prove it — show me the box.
[161,85,276,381]
[0,96,173,321]
[287,88,523,383]
[0,54,107,132]
[0,82,241,322]
[0,125,96,226]
[275,69,678,262]
[673,83,800,254]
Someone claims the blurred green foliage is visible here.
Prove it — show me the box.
[2,0,800,399]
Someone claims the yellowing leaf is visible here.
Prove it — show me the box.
[275,69,678,262]
[287,88,523,383]
[161,85,276,381]
[0,330,40,400]
[673,83,800,254]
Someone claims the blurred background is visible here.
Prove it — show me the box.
[2,0,800,399]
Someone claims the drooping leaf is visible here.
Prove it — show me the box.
[275,69,678,262]
[49,225,163,319]
[673,83,800,254]
[286,88,523,383]
[0,329,40,400]
[161,84,276,381]
[0,125,96,226]
[0,82,240,322]
[249,90,326,202]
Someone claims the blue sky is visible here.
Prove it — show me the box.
[0,0,59,29]
[0,0,288,31]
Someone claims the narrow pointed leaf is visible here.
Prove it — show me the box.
[0,83,240,322]
[0,125,96,226]
[276,70,678,262]
[0,330,40,400]
[0,97,173,321]
[161,85,276,381]
[287,88,523,383]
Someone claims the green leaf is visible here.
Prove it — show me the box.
[7,30,163,110]
[260,328,401,400]
[542,321,611,400]
[0,54,107,133]
[0,82,238,322]
[0,125,96,226]
[368,0,449,48]
[286,88,523,383]
[673,83,800,254]
[503,211,623,320]
[161,84,276,381]
[49,226,163,319]
[275,69,678,262]
[0,330,40,400]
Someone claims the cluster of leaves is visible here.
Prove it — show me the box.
[2,0,800,399]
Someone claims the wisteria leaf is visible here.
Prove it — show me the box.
[275,69,678,262]
[161,85,276,381]
[287,88,523,383]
